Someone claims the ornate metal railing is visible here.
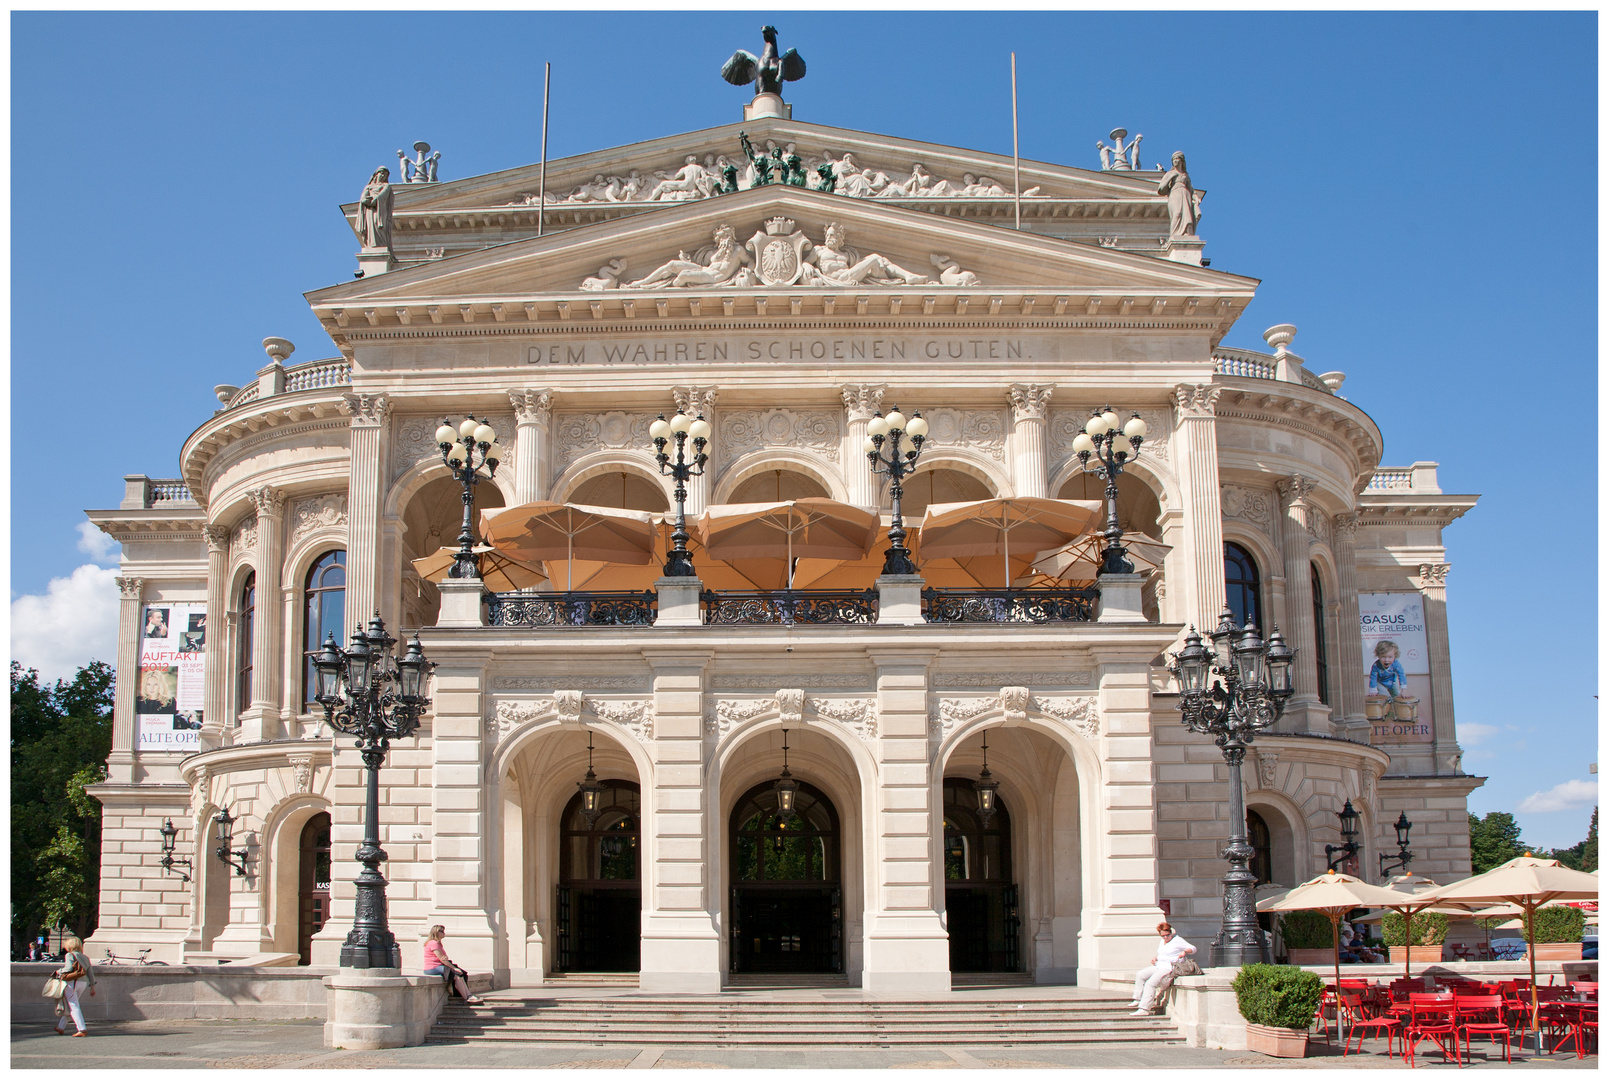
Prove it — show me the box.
[922,586,1099,624]
[701,589,878,626]
[487,590,656,627]
[284,358,353,394]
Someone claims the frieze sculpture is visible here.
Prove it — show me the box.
[1157,152,1202,239]
[802,222,934,286]
[1033,695,1099,739]
[357,168,394,251]
[396,141,440,183]
[721,25,806,102]
[621,225,752,289]
[1096,127,1145,171]
[579,259,628,292]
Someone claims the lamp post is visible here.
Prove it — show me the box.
[577,732,604,828]
[213,807,250,876]
[158,818,192,882]
[864,406,929,576]
[1168,607,1296,966]
[1325,800,1363,873]
[650,409,711,577]
[436,416,502,579]
[1379,811,1415,878]
[1071,406,1146,575]
[313,612,433,969]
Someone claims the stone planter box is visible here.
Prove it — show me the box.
[1532,943,1584,962]
[1285,948,1333,965]
[1245,1022,1310,1058]
[1389,945,1443,963]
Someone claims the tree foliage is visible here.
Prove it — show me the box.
[1548,806,1597,873]
[10,661,114,950]
[1468,811,1527,874]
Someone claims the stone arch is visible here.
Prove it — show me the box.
[549,454,670,511]
[1243,788,1309,887]
[259,790,332,958]
[712,450,848,504]
[897,449,1014,504]
[1050,455,1177,521]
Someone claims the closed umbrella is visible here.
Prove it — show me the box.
[918,498,1103,590]
[697,499,878,588]
[481,501,656,590]
[1419,855,1600,1053]
[411,544,547,593]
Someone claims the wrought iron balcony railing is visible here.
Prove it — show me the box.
[921,586,1099,624]
[701,589,878,626]
[487,590,656,627]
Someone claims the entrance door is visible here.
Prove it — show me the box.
[943,778,1020,972]
[556,780,641,973]
[297,812,331,965]
[729,780,842,974]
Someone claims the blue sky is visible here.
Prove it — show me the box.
[10,12,1598,849]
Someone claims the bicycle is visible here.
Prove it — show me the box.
[102,947,167,965]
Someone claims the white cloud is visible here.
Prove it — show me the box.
[1518,779,1599,815]
[75,522,120,564]
[1459,722,1500,747]
[10,564,120,683]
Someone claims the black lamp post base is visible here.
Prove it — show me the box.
[663,550,698,577]
[339,933,402,970]
[880,548,917,576]
[1210,931,1271,968]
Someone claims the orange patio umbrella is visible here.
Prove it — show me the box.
[918,498,1104,588]
[697,499,879,588]
[481,501,656,591]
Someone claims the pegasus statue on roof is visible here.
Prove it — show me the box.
[721,25,806,100]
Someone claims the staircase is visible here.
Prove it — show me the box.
[428,992,1182,1048]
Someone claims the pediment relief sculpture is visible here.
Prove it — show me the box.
[586,219,980,291]
[704,692,879,745]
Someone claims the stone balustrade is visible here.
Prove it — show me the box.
[120,475,196,509]
[1363,462,1441,494]
[224,357,351,410]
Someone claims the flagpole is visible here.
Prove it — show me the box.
[1011,52,1021,231]
[538,62,551,238]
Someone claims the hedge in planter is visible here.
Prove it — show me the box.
[1277,910,1333,950]
[1522,906,1585,944]
[1381,911,1449,947]
[1232,963,1325,1030]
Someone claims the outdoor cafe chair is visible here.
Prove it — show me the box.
[1341,990,1402,1059]
[1406,993,1461,1068]
[1453,994,1512,1064]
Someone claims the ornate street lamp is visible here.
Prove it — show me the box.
[436,416,502,580]
[159,818,192,882]
[313,612,433,969]
[773,728,800,821]
[864,405,929,576]
[213,806,250,876]
[1168,607,1296,966]
[650,409,711,577]
[1326,800,1363,873]
[577,732,605,828]
[1071,406,1146,575]
[974,735,1000,826]
[1379,811,1415,878]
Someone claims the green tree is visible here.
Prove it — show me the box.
[1468,811,1527,874]
[10,661,114,952]
[1548,805,1598,872]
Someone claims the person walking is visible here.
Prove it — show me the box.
[53,936,96,1036]
[1130,922,1196,1016]
[422,925,483,1005]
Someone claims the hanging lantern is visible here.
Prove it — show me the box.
[774,728,800,821]
[577,732,604,828]
[974,734,1000,826]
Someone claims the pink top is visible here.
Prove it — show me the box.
[423,938,448,968]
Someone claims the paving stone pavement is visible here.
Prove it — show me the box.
[10,1020,1598,1070]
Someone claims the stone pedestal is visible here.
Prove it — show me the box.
[654,577,703,626]
[1095,572,1146,623]
[875,574,924,625]
[323,970,443,1049]
[1163,236,1206,265]
[434,579,486,627]
[356,250,396,278]
[743,93,791,120]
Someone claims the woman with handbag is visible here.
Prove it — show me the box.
[52,936,96,1036]
[422,925,482,1005]
[1130,922,1196,1016]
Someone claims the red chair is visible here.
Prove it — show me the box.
[1342,990,1402,1059]
[1406,993,1461,1068]
[1454,994,1512,1064]
[1570,981,1598,998]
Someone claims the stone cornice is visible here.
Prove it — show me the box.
[178,738,333,782]
[180,403,351,512]
[1212,382,1383,486]
[1355,494,1478,529]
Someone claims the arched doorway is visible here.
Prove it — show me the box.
[729,779,842,974]
[943,778,1020,972]
[297,812,331,965]
[556,780,641,972]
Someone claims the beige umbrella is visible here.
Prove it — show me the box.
[918,498,1103,589]
[411,544,547,593]
[557,521,788,592]
[481,501,656,590]
[788,525,1037,591]
[1419,855,1600,1053]
[697,499,878,589]
[1029,532,1171,583]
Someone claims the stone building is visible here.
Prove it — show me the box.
[84,94,1480,993]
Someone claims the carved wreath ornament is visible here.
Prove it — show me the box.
[931,687,1099,744]
[704,690,878,744]
[488,692,655,745]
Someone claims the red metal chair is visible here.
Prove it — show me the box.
[1341,989,1402,1059]
[1454,994,1512,1064]
[1406,993,1461,1068]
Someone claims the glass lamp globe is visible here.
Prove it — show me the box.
[1123,415,1148,439]
[885,409,906,431]
[1072,432,1095,455]
[867,414,890,438]
[688,416,711,442]
[1084,414,1109,437]
[864,436,878,455]
[1101,409,1121,431]
[669,411,692,435]
[458,418,479,438]
[485,440,502,461]
[447,442,467,463]
[435,423,456,446]
[473,424,495,445]
[649,416,672,441]
[905,413,929,438]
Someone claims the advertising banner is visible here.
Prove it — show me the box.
[1359,592,1433,745]
[137,602,206,751]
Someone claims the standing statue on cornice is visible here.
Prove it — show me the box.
[1157,151,1203,238]
[721,25,806,100]
[357,167,394,250]
[1097,128,1143,171]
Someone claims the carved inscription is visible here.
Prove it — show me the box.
[531,338,1031,367]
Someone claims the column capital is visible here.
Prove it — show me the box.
[1332,511,1359,541]
[508,388,554,425]
[339,391,391,427]
[1008,383,1053,421]
[672,385,717,415]
[116,576,144,600]
[1413,563,1450,591]
[203,524,232,552]
[1172,382,1221,418]
[1276,473,1318,511]
[841,383,886,422]
[245,486,288,519]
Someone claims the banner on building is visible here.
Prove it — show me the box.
[137,602,206,750]
[1359,592,1433,745]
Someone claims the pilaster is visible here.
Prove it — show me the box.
[1331,513,1370,740]
[672,386,717,515]
[841,384,885,509]
[1172,384,1225,624]
[508,388,554,505]
[426,650,496,969]
[108,576,145,782]
[1276,475,1329,735]
[239,486,287,742]
[1008,384,1053,499]
[341,392,392,626]
[1413,563,1460,774]
[200,527,231,749]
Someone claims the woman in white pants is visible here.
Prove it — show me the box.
[1130,922,1195,1016]
[54,935,97,1036]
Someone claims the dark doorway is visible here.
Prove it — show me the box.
[556,780,640,973]
[729,779,842,974]
[297,812,331,965]
[943,778,1020,972]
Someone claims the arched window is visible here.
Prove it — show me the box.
[235,573,255,719]
[1311,563,1330,706]
[1247,809,1273,886]
[731,780,839,883]
[942,778,1013,883]
[301,551,346,712]
[560,780,641,883]
[1224,543,1262,630]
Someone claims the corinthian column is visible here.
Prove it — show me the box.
[340,392,391,627]
[107,576,144,782]
[1172,384,1225,624]
[508,388,554,504]
[841,384,885,509]
[1331,512,1369,740]
[1275,475,1327,734]
[1008,384,1053,498]
[200,525,231,750]
[241,486,287,742]
[672,386,717,515]
[1413,563,1459,774]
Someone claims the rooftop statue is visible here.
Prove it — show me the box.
[1157,151,1203,238]
[721,25,806,100]
[396,141,441,183]
[357,167,394,251]
[1096,128,1143,171]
